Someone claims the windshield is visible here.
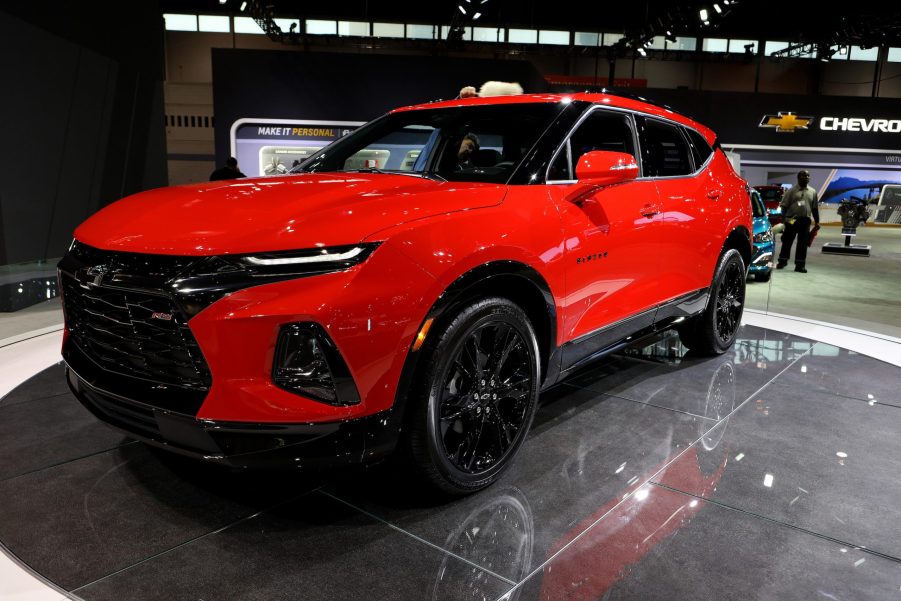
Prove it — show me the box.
[298,103,565,184]
[751,191,766,217]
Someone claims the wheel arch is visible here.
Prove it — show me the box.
[390,261,558,429]
[723,225,752,272]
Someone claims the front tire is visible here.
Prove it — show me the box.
[679,249,746,355]
[403,298,541,495]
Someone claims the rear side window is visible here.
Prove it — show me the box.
[684,127,714,168]
[639,118,692,178]
[548,109,635,181]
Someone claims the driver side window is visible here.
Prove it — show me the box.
[549,110,637,181]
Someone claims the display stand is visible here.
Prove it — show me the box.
[822,227,871,256]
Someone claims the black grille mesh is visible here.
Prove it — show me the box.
[61,243,211,390]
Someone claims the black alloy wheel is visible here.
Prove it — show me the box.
[404,297,541,495]
[714,258,745,345]
[437,321,532,474]
[678,249,746,356]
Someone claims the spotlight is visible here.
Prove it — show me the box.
[219,0,227,4]
[638,47,647,56]
[699,8,709,21]
[458,4,467,15]
[713,3,722,13]
[839,45,848,55]
[240,0,247,10]
[473,12,481,19]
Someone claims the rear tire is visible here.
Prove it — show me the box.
[402,297,541,495]
[678,249,746,356]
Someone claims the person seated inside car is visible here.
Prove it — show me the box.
[454,132,480,168]
[437,132,481,173]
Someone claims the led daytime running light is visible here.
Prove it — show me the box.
[245,246,365,266]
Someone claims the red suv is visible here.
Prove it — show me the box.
[59,93,751,494]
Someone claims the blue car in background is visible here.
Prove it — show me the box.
[749,190,774,282]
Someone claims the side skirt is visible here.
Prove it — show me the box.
[543,288,709,388]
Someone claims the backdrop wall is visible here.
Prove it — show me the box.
[0,5,167,267]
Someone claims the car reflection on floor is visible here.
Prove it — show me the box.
[426,326,817,600]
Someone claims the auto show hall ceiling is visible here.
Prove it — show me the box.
[160,0,901,49]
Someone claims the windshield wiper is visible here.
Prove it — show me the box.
[338,168,445,182]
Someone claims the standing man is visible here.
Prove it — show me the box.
[776,170,820,273]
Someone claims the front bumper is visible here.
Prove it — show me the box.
[66,363,400,470]
[748,244,774,273]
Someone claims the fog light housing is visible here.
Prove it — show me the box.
[272,323,360,405]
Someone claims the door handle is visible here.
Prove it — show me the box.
[707,189,723,200]
[640,204,661,218]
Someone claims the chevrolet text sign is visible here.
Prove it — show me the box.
[820,117,901,133]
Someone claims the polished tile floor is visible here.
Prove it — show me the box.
[1,324,900,600]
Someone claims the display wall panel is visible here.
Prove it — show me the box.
[0,7,166,268]
[0,14,78,265]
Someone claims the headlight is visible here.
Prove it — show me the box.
[239,244,378,272]
[753,230,773,243]
[171,243,380,317]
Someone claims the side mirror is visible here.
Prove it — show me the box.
[575,151,638,187]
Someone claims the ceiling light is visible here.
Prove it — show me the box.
[219,0,227,4]
[473,12,481,19]
[839,45,848,55]
[638,47,647,56]
[699,8,709,21]
[458,4,467,15]
[240,1,247,10]
[713,3,722,13]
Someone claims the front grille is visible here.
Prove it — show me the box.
[60,243,211,391]
[68,241,195,289]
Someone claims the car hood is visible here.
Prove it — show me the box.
[74,173,506,255]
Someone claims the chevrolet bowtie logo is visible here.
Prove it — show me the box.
[759,112,814,133]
